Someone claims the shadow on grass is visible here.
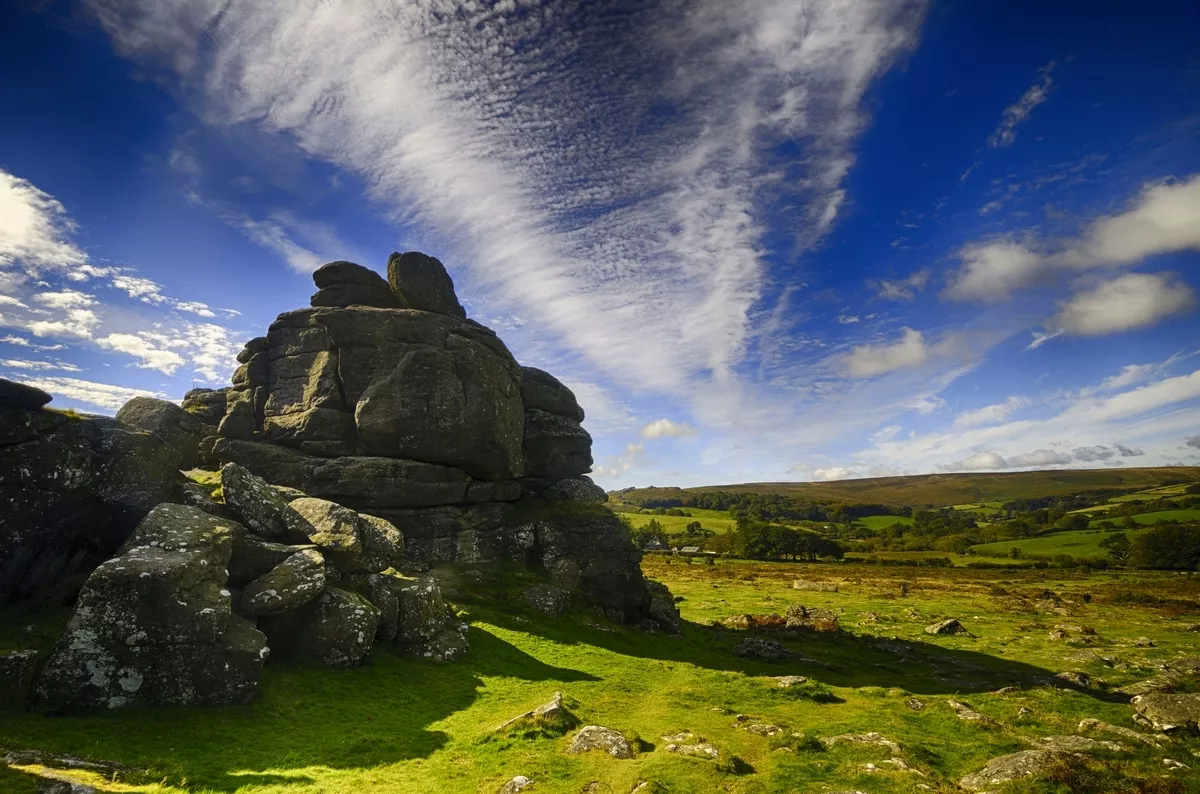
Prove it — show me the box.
[471,598,1130,704]
[1,629,598,792]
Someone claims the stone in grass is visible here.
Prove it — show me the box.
[1032,735,1126,753]
[522,583,570,617]
[1078,718,1161,747]
[567,726,634,759]
[770,675,809,688]
[497,776,533,794]
[1131,693,1200,733]
[1055,670,1091,689]
[496,692,579,733]
[959,749,1065,792]
[947,698,994,723]
[733,638,790,661]
[661,732,719,759]
[820,732,901,754]
[925,618,969,636]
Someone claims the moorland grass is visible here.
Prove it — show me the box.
[3,560,1198,793]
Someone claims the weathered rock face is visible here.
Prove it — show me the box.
[510,503,651,623]
[182,387,229,426]
[34,504,268,713]
[387,251,466,318]
[520,367,584,423]
[115,397,210,468]
[261,587,380,668]
[0,377,52,410]
[188,252,647,622]
[312,260,403,309]
[0,405,183,607]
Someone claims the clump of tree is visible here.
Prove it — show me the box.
[1129,524,1200,570]
[732,519,843,561]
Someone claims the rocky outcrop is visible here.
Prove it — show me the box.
[193,252,648,622]
[0,377,51,409]
[387,251,466,318]
[115,397,210,468]
[34,504,268,713]
[0,395,183,607]
[312,260,403,309]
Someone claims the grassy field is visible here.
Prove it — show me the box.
[1088,508,1200,528]
[623,509,738,535]
[1108,483,1198,503]
[970,527,1153,559]
[4,559,1199,793]
[616,467,1200,508]
[852,515,914,531]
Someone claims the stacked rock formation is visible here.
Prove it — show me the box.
[0,251,656,713]
[33,462,467,713]
[182,252,646,619]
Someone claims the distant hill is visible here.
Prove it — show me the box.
[614,467,1200,508]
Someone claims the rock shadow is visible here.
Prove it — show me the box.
[0,628,598,793]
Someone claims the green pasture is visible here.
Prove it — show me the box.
[4,559,1199,793]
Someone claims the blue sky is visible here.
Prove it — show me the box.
[2,1,1199,487]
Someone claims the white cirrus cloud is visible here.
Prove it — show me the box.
[1049,273,1195,336]
[33,289,97,310]
[0,169,90,272]
[27,308,100,339]
[14,376,167,412]
[82,0,927,401]
[945,174,1200,302]
[1008,448,1072,467]
[840,327,974,378]
[953,396,1029,429]
[592,442,648,482]
[987,61,1057,149]
[873,269,930,300]
[0,358,82,372]
[640,418,698,439]
[96,332,187,374]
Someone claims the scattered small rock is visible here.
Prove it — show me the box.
[1131,693,1200,733]
[661,731,719,760]
[906,697,925,711]
[960,750,1063,792]
[1032,735,1126,753]
[770,675,808,688]
[567,726,633,758]
[733,638,790,661]
[1055,670,1091,689]
[499,775,533,793]
[792,579,838,592]
[1078,718,1161,747]
[925,619,969,636]
[947,698,993,723]
[496,692,577,732]
[821,732,901,754]
[1135,637,1156,647]
[1047,629,1067,641]
[1163,758,1190,770]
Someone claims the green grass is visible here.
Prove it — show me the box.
[970,527,1153,558]
[616,467,1200,507]
[624,510,738,535]
[1107,483,1198,503]
[4,560,1199,793]
[1087,508,1200,527]
[852,515,914,531]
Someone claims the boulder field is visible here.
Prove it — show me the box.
[1,252,660,713]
